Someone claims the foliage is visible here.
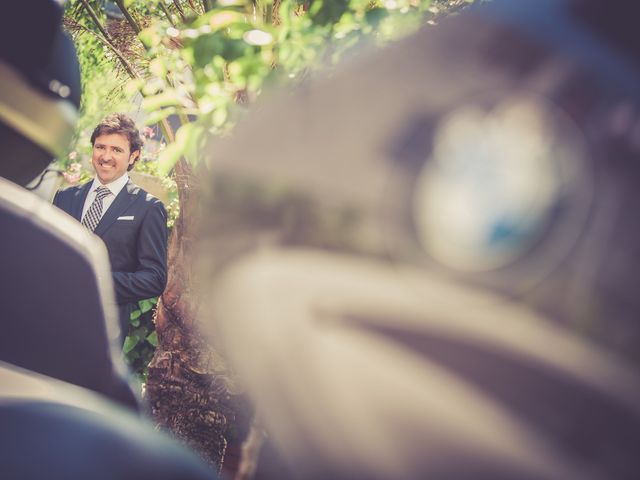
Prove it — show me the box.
[63,8,133,164]
[123,297,159,381]
[138,0,436,175]
[61,1,479,174]
[60,0,479,215]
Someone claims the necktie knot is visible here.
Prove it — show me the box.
[95,186,111,199]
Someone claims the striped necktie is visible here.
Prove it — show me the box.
[82,186,111,232]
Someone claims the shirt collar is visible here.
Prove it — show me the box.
[90,173,129,197]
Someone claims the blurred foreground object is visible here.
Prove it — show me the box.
[0,0,79,186]
[0,0,136,410]
[0,1,215,478]
[0,360,214,480]
[200,0,640,478]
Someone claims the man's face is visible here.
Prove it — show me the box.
[91,133,138,185]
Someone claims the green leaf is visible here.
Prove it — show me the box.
[142,91,182,111]
[157,141,184,176]
[139,299,154,313]
[208,10,245,31]
[149,58,167,78]
[212,106,228,127]
[179,122,206,167]
[130,309,142,320]
[123,335,139,354]
[146,331,158,347]
[192,35,225,68]
[144,107,178,126]
[139,26,162,49]
[125,78,145,97]
[126,350,140,360]
[221,38,251,62]
[309,0,323,17]
[309,0,349,26]
[130,317,140,327]
[365,8,389,28]
[132,326,147,338]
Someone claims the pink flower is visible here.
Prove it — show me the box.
[68,151,78,160]
[143,126,155,138]
[63,171,80,185]
[68,162,82,173]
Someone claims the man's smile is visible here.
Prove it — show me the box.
[91,133,138,184]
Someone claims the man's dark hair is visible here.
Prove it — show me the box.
[90,113,143,171]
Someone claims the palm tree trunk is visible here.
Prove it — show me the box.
[145,159,233,470]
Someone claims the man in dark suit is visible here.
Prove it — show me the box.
[53,113,168,337]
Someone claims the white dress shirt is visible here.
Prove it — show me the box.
[81,173,129,222]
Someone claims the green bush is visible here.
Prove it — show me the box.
[123,297,158,382]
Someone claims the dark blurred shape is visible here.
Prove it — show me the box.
[0,1,216,478]
[199,0,640,478]
[0,361,216,480]
[0,0,80,185]
[0,0,136,409]
[0,178,138,405]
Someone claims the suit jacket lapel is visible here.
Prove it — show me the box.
[72,181,92,221]
[93,179,138,237]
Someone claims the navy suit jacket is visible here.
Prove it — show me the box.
[53,179,168,335]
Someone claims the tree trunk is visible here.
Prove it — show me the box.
[145,158,234,470]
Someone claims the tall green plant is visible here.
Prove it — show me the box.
[124,297,159,382]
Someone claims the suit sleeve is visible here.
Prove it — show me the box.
[51,189,73,217]
[111,200,168,304]
[52,189,63,208]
